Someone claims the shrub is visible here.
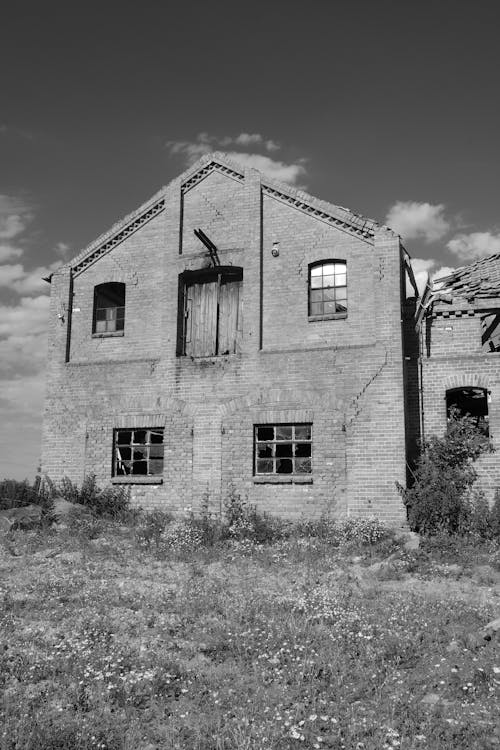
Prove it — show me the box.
[57,474,131,520]
[399,411,493,535]
[0,476,54,518]
[223,487,289,543]
[134,510,172,549]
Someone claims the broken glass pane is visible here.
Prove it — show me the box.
[257,459,273,473]
[257,426,274,441]
[295,443,311,457]
[276,458,293,473]
[276,443,293,457]
[117,431,132,445]
[276,426,292,440]
[295,425,311,440]
[132,460,148,475]
[134,430,147,444]
[295,458,312,473]
[257,444,273,457]
[133,448,146,461]
[150,430,164,443]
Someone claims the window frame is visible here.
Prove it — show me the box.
[253,423,313,482]
[446,387,489,437]
[308,260,347,321]
[176,266,243,357]
[92,282,126,338]
[112,427,165,479]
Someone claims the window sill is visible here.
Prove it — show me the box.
[111,476,163,485]
[92,331,125,338]
[308,313,347,322]
[253,475,313,484]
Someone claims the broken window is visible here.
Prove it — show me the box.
[309,261,347,318]
[481,310,500,352]
[254,424,312,475]
[446,387,489,436]
[93,282,125,335]
[178,267,242,357]
[113,428,164,476]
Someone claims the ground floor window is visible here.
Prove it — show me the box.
[254,424,312,475]
[446,387,489,436]
[113,428,164,476]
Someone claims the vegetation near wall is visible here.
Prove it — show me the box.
[399,410,500,537]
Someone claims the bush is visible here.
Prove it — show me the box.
[0,476,54,518]
[223,487,289,543]
[57,474,130,520]
[399,411,493,535]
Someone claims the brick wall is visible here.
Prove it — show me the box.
[421,304,500,504]
[42,156,408,523]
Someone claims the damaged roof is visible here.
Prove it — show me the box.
[434,254,500,299]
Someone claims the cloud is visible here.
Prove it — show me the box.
[0,261,60,295]
[446,231,500,261]
[386,201,450,243]
[0,195,33,239]
[165,132,305,185]
[0,244,23,262]
[224,151,306,185]
[410,258,457,294]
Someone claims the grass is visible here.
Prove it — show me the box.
[1,520,500,749]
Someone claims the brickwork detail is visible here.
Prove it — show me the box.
[42,153,410,523]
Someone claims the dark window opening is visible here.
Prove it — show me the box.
[254,424,312,475]
[113,428,164,476]
[178,267,242,357]
[446,387,489,436]
[309,261,347,318]
[481,311,500,352]
[93,283,125,335]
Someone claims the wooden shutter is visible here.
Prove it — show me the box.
[218,279,242,354]
[185,281,218,356]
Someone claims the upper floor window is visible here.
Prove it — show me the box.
[309,261,347,319]
[177,267,242,357]
[481,310,500,352]
[93,282,125,336]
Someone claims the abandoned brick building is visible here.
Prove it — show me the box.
[42,152,421,523]
[418,256,500,505]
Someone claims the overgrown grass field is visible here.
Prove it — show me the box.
[1,513,500,750]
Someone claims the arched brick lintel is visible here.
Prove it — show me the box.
[443,373,492,392]
[220,387,347,418]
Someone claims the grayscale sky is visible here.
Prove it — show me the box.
[1,0,500,479]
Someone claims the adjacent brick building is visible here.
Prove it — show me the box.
[42,153,419,523]
[419,257,500,504]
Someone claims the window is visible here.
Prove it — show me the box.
[309,261,347,318]
[481,310,500,352]
[178,267,242,357]
[113,428,164,476]
[254,424,312,475]
[93,283,125,335]
[446,387,489,437]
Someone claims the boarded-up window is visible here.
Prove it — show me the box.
[481,311,500,352]
[93,282,125,335]
[179,267,242,357]
[114,428,164,476]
